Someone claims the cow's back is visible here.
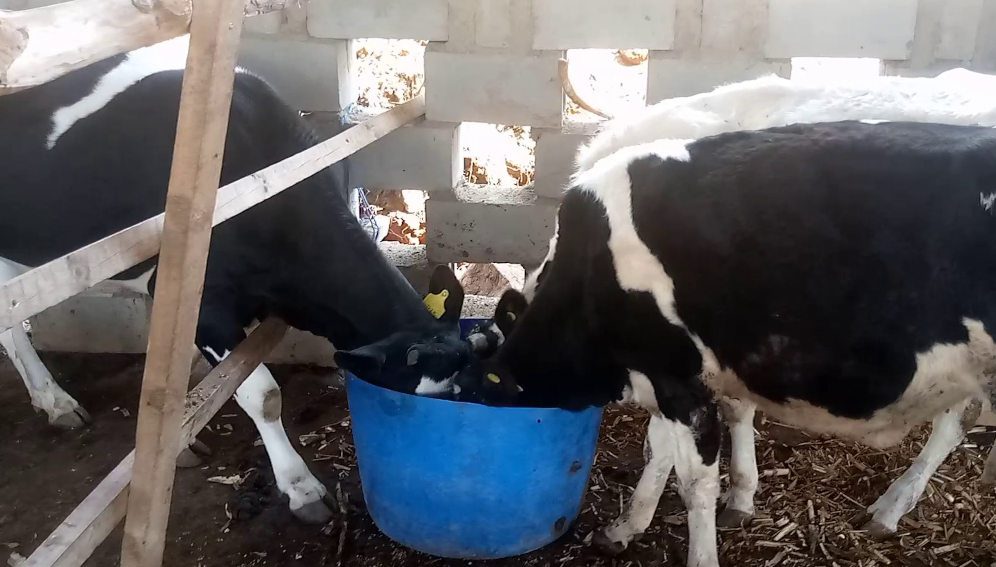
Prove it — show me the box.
[0,55,337,268]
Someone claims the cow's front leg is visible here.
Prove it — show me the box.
[718,397,757,527]
[596,414,675,553]
[672,403,721,567]
[198,319,332,524]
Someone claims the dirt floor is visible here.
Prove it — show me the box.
[1,354,994,567]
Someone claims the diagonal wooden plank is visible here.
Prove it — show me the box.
[22,318,287,567]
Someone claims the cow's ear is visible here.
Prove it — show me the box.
[423,265,465,324]
[334,345,387,382]
[494,289,529,336]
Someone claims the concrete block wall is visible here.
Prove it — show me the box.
[9,0,996,359]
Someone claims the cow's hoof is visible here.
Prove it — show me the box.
[51,406,91,429]
[592,530,629,556]
[717,507,753,528]
[861,519,896,540]
[292,499,334,524]
[176,447,203,468]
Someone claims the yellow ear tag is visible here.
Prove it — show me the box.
[423,289,449,319]
[507,312,517,321]
[487,373,502,384]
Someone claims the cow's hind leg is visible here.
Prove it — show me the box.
[717,397,757,527]
[0,258,89,428]
[198,318,333,524]
[863,398,981,537]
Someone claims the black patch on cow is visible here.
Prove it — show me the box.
[625,121,996,419]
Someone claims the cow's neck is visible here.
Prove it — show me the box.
[271,187,437,350]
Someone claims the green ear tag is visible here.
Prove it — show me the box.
[423,289,449,319]
[487,373,502,384]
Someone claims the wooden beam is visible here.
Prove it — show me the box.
[0,95,426,333]
[22,318,287,567]
[0,0,289,93]
[120,0,246,564]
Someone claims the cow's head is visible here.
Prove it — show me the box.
[334,265,473,396]
[454,191,632,409]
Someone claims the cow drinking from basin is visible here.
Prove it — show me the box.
[457,121,996,567]
[0,37,471,524]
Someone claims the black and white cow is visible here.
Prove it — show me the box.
[0,37,472,523]
[511,68,996,549]
[457,121,996,567]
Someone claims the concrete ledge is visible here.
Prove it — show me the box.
[532,127,594,198]
[647,53,790,102]
[532,0,676,50]
[765,0,918,60]
[307,0,448,40]
[350,119,461,192]
[426,186,559,264]
[425,47,563,128]
[238,34,354,112]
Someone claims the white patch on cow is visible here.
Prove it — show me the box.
[202,346,229,364]
[415,373,456,395]
[0,256,86,426]
[575,71,996,173]
[620,370,659,413]
[981,192,996,212]
[705,318,994,449]
[523,219,559,301]
[859,119,890,125]
[574,140,691,327]
[47,36,190,149]
[225,354,329,516]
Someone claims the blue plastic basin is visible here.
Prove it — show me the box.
[345,320,603,559]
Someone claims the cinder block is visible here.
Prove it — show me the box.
[476,0,513,49]
[243,11,283,35]
[426,186,559,265]
[532,0,676,50]
[700,0,769,56]
[647,53,790,102]
[532,128,593,198]
[765,0,918,60]
[238,34,354,112]
[32,294,152,354]
[937,0,983,61]
[425,48,563,128]
[307,0,448,40]
[350,120,461,191]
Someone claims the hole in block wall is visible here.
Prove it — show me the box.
[564,49,648,125]
[461,123,535,187]
[452,263,526,297]
[791,57,881,81]
[367,189,427,245]
[352,39,427,113]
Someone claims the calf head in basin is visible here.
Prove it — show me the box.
[334,265,474,396]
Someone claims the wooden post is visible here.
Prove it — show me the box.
[119,0,246,565]
[23,319,287,567]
